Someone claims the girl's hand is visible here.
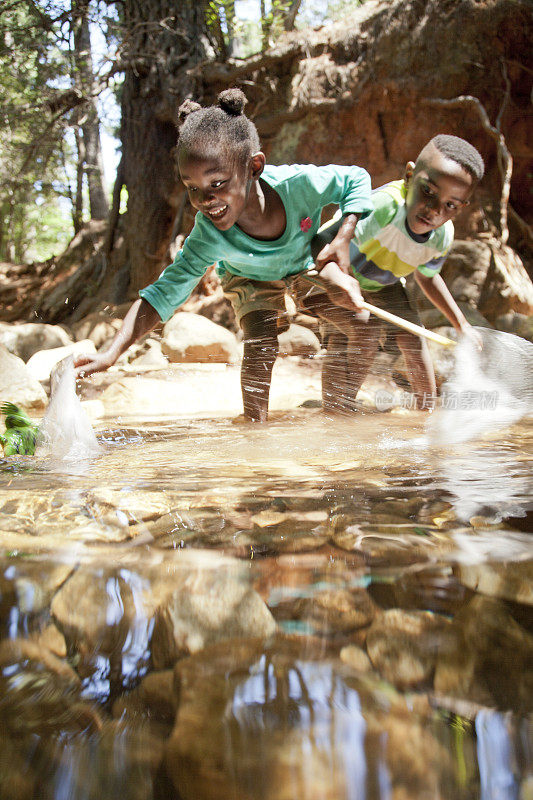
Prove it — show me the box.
[318,262,370,321]
[74,351,116,378]
[315,235,352,276]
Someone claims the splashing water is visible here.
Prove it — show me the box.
[37,355,101,461]
[428,328,533,445]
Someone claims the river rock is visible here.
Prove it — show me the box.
[71,311,123,347]
[249,508,330,554]
[478,243,533,321]
[150,568,276,669]
[164,635,455,800]
[26,339,96,382]
[0,344,47,410]
[161,312,240,364]
[130,339,168,367]
[51,566,155,677]
[112,669,176,723]
[434,595,533,711]
[0,321,73,361]
[99,370,242,417]
[412,238,533,323]
[366,608,451,689]
[0,637,79,685]
[277,324,321,357]
[282,588,377,635]
[0,560,73,617]
[86,486,175,524]
[495,311,533,342]
[455,559,533,606]
[340,644,371,671]
[418,304,492,331]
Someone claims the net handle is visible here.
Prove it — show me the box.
[361,301,457,347]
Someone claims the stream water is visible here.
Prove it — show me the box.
[0,406,532,799]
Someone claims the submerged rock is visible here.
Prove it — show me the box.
[455,558,533,606]
[275,588,377,635]
[366,608,451,689]
[151,570,276,668]
[434,595,533,712]
[164,635,455,800]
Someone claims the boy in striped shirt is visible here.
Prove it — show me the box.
[315,134,485,411]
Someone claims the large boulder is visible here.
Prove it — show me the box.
[413,239,533,325]
[277,324,321,357]
[161,312,240,364]
[0,345,47,410]
[495,311,533,342]
[25,340,96,382]
[0,321,72,362]
[71,312,123,348]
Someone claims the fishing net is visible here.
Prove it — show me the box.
[428,328,533,445]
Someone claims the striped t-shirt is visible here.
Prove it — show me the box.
[350,179,454,291]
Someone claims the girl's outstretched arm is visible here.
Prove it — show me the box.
[74,298,162,377]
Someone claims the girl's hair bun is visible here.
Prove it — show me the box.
[177,98,202,127]
[218,88,247,116]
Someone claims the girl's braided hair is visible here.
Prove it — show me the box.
[177,88,260,165]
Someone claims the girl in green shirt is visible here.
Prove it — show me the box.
[75,89,373,421]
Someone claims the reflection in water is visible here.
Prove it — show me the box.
[231,659,368,800]
[0,411,531,797]
[435,439,533,523]
[476,711,519,800]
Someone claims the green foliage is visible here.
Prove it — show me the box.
[0,403,39,456]
[0,1,76,263]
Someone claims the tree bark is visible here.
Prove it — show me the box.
[72,0,109,221]
[119,0,208,292]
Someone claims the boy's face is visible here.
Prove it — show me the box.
[404,143,475,235]
[178,146,264,231]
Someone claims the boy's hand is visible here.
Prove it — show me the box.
[459,323,483,351]
[318,262,370,321]
[74,351,116,378]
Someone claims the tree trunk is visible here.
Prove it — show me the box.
[73,126,84,233]
[119,0,208,293]
[72,0,109,221]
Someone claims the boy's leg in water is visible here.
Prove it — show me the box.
[395,330,436,409]
[323,326,350,411]
[240,309,279,422]
[304,294,381,413]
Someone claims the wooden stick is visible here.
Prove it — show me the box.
[361,300,457,347]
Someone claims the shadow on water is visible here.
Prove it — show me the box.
[0,409,532,799]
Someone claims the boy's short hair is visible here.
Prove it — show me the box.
[424,134,485,181]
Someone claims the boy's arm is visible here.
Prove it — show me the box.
[314,212,360,276]
[74,298,161,377]
[414,272,482,346]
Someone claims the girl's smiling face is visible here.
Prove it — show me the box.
[404,143,475,235]
[178,147,264,231]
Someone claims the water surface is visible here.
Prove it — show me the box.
[0,409,531,799]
